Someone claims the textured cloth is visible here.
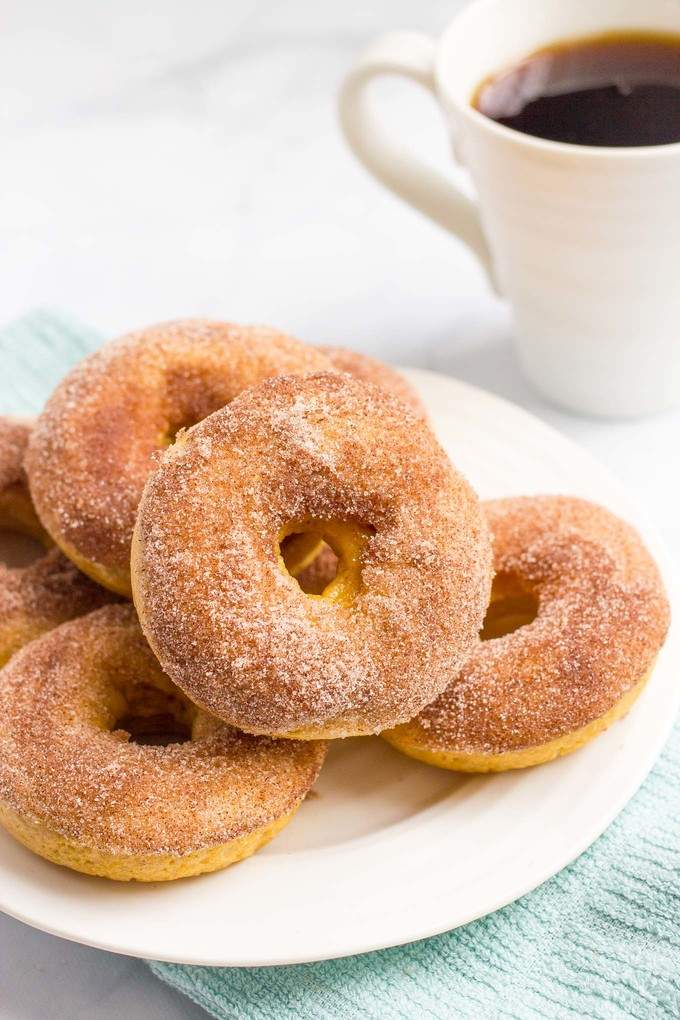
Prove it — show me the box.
[153,727,680,1020]
[2,309,679,1020]
[1,308,103,415]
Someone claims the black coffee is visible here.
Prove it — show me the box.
[473,31,680,146]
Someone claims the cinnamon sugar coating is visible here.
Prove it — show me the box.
[0,604,326,857]
[132,372,492,737]
[0,417,117,665]
[0,418,29,492]
[319,345,425,416]
[390,496,670,756]
[25,320,331,593]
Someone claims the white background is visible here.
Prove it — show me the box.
[0,0,677,1016]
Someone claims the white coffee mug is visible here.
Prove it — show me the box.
[339,0,680,418]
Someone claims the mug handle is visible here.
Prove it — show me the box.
[339,31,496,288]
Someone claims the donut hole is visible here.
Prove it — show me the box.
[0,488,51,568]
[160,419,201,447]
[293,542,340,594]
[160,371,242,448]
[280,532,326,579]
[0,530,45,568]
[481,571,539,640]
[112,681,196,746]
[278,519,373,607]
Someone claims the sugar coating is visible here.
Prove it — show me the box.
[318,346,426,417]
[0,604,327,857]
[133,371,493,736]
[395,496,671,756]
[0,417,117,662]
[25,320,331,578]
[0,418,30,492]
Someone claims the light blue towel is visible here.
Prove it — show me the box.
[2,310,678,1020]
[152,731,680,1020]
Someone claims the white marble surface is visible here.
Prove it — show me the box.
[0,0,678,1016]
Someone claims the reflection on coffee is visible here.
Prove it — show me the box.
[473,31,680,147]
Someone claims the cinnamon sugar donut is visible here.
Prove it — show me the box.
[384,496,670,772]
[0,417,116,666]
[319,345,425,416]
[0,604,326,881]
[131,371,492,740]
[26,321,330,596]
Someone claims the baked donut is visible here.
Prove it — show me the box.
[26,320,330,596]
[131,371,492,740]
[0,417,116,666]
[319,345,425,416]
[0,604,326,881]
[276,345,424,584]
[384,496,670,772]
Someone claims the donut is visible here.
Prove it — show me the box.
[319,345,425,416]
[0,604,327,881]
[0,417,116,666]
[25,320,331,596]
[276,342,426,581]
[383,496,670,772]
[131,371,492,740]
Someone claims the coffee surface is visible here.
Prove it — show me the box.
[473,32,680,147]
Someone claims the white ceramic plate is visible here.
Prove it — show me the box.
[0,368,677,967]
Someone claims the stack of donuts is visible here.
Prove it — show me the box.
[0,320,670,882]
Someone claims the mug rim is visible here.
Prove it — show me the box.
[435,0,680,160]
